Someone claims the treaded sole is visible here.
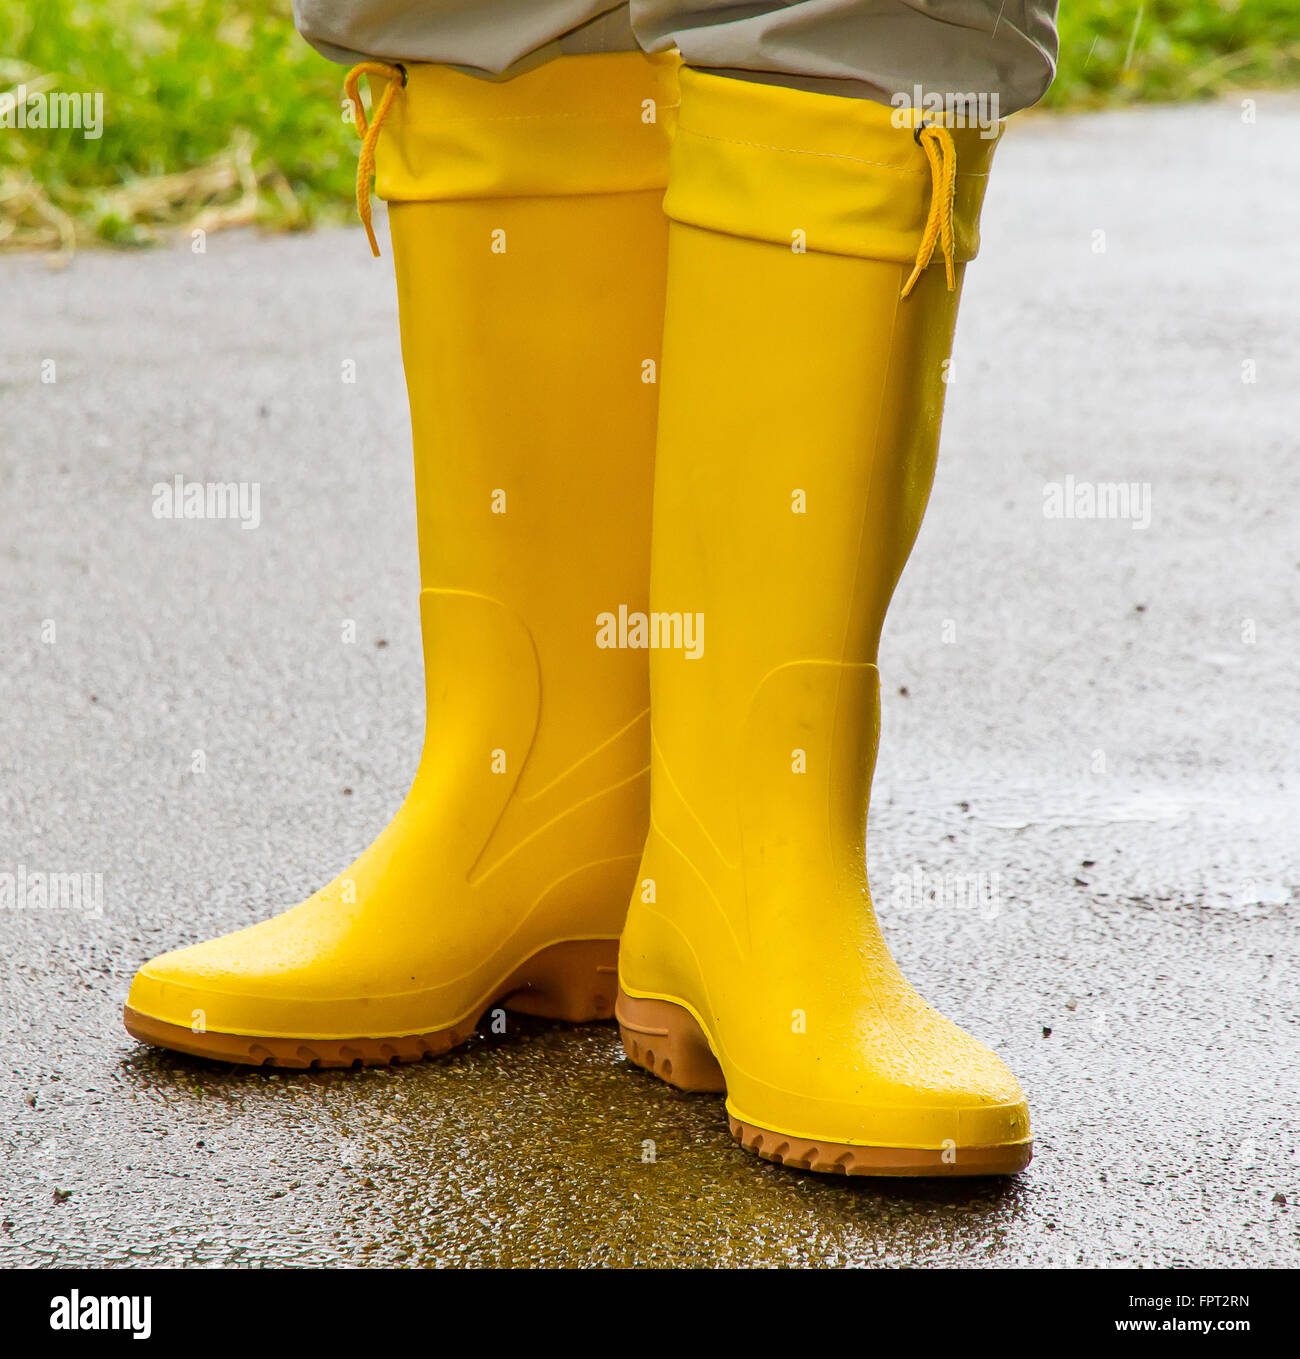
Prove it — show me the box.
[616,986,1033,1178]
[123,938,619,1069]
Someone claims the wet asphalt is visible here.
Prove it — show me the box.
[0,98,1297,1267]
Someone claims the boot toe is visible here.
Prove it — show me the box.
[124,904,353,1038]
[127,933,269,1034]
[852,1013,1032,1150]
[724,1001,1032,1157]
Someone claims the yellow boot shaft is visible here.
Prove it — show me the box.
[126,53,676,1057]
[619,69,1029,1171]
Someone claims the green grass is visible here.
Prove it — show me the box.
[3,0,1300,249]
[1045,0,1300,108]
[0,0,353,248]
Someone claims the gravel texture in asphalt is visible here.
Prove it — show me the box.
[1,98,1297,1267]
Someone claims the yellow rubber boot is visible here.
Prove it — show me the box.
[616,69,1032,1175]
[124,52,677,1066]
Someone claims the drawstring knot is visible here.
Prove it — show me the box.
[901,119,957,298]
[344,61,407,257]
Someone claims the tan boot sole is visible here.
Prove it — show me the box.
[123,939,619,1069]
[616,988,1032,1178]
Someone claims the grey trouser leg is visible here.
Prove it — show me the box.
[293,0,1057,112]
[291,2,635,71]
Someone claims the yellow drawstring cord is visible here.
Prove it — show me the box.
[901,120,958,299]
[344,61,407,257]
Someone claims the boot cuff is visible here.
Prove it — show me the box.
[664,67,1000,263]
[375,51,678,202]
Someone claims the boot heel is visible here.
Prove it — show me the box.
[501,939,620,1023]
[616,987,727,1093]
